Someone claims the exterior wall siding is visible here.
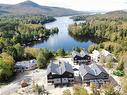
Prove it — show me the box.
[47,72,74,85]
[53,78,61,84]
[73,55,91,65]
[96,72,109,79]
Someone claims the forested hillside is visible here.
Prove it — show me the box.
[68,10,127,62]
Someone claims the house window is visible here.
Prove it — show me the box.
[57,79,59,81]
[49,76,52,78]
[69,74,72,77]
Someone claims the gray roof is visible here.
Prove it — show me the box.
[47,62,59,75]
[72,51,80,57]
[79,64,94,77]
[47,61,74,75]
[72,50,89,58]
[79,63,108,77]
[80,50,89,57]
[15,59,37,68]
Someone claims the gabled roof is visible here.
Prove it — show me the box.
[72,50,89,58]
[79,64,94,77]
[79,63,108,77]
[15,59,37,68]
[72,51,80,57]
[92,50,100,56]
[80,50,89,57]
[47,61,74,75]
[101,49,111,57]
[60,61,74,74]
[47,62,59,75]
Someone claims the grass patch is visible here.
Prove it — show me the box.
[113,70,125,76]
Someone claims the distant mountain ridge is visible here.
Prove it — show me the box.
[0,0,84,16]
[106,10,127,15]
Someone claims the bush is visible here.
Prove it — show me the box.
[73,85,89,95]
[24,47,40,59]
[32,83,43,95]
[57,48,65,57]
[63,89,71,95]
[117,59,124,71]
[36,48,53,69]
[37,53,47,69]
[113,70,125,76]
[106,62,113,69]
[0,53,15,81]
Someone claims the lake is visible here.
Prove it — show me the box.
[32,16,95,51]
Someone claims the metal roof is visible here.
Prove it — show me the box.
[80,50,89,57]
[15,59,37,68]
[72,50,89,58]
[47,61,74,75]
[72,51,80,57]
[92,50,100,56]
[79,63,108,77]
[101,49,111,57]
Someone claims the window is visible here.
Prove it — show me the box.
[69,74,72,77]
[49,76,52,78]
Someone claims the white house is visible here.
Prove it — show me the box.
[92,50,100,62]
[15,59,37,72]
[101,49,112,61]
[101,49,111,57]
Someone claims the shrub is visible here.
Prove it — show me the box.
[63,89,71,95]
[113,70,125,76]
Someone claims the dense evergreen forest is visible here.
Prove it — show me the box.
[70,15,88,21]
[69,11,127,62]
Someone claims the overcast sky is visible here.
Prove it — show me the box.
[0,0,127,12]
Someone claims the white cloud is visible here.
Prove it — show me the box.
[0,0,127,11]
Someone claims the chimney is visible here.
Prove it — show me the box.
[50,60,53,64]
[59,61,62,66]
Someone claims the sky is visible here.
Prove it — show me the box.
[0,0,127,12]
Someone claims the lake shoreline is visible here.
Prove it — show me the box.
[31,16,95,51]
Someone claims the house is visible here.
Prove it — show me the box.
[92,50,100,62]
[72,50,91,65]
[101,49,112,60]
[79,63,109,86]
[14,59,37,72]
[47,61,74,86]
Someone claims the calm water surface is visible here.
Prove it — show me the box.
[32,16,94,51]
